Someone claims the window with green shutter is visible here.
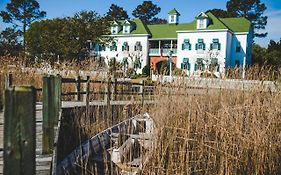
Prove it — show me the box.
[210,38,221,50]
[122,42,129,51]
[134,41,142,51]
[182,39,191,50]
[110,42,117,51]
[196,39,205,50]
[181,58,190,70]
[196,58,205,70]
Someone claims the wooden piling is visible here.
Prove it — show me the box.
[4,86,36,175]
[76,76,81,101]
[42,75,61,154]
[4,72,12,89]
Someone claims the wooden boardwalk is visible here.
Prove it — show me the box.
[0,103,52,175]
[0,100,156,175]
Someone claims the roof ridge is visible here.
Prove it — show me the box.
[206,11,231,31]
[137,18,151,35]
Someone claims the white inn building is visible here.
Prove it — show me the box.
[92,9,253,76]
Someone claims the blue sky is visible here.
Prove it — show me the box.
[0,0,281,47]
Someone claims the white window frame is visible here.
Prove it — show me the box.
[199,19,204,29]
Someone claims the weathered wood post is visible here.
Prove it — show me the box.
[4,86,36,175]
[83,76,90,103]
[114,78,117,101]
[4,72,12,89]
[42,75,61,154]
[141,80,145,107]
[107,77,112,121]
[75,76,81,101]
[85,76,90,117]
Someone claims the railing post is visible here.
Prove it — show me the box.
[106,77,112,122]
[5,72,12,89]
[76,76,81,101]
[83,76,90,103]
[141,80,145,107]
[4,86,36,175]
[42,75,61,154]
[114,78,117,101]
[85,76,90,117]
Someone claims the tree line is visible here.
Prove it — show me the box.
[0,0,278,67]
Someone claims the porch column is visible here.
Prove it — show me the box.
[158,40,161,55]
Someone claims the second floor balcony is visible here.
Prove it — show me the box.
[149,48,177,56]
[149,39,177,56]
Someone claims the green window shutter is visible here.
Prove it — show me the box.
[213,38,219,43]
[218,43,221,50]
[122,45,124,51]
[210,43,213,50]
[189,44,191,50]
[194,64,198,71]
[195,43,198,50]
[203,43,206,50]
[182,43,185,50]
[181,63,184,69]
[188,63,190,70]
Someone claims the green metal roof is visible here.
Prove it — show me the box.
[147,22,196,39]
[147,12,250,39]
[114,19,150,35]
[168,8,180,15]
[111,12,251,38]
[220,17,251,32]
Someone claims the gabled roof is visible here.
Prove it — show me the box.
[168,8,181,15]
[112,20,121,26]
[196,12,209,19]
[122,20,134,26]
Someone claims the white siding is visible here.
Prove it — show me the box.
[100,35,149,74]
[177,31,228,74]
[230,33,248,67]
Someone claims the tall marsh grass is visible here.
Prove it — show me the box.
[143,84,281,174]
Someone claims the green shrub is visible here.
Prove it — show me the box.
[142,65,150,76]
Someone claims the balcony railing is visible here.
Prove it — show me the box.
[149,48,177,55]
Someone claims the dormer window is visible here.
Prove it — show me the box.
[134,41,142,51]
[196,12,209,29]
[111,21,121,34]
[122,20,133,34]
[171,15,175,23]
[168,8,180,24]
[122,42,129,51]
[210,38,221,50]
[123,25,130,33]
[111,26,119,34]
[199,19,204,29]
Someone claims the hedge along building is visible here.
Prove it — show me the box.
[94,8,253,76]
